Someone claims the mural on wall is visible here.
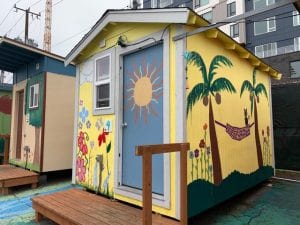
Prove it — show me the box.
[185,50,273,218]
[76,60,114,197]
[185,51,236,185]
[125,59,163,123]
[240,69,268,168]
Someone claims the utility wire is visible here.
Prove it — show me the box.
[4,14,24,36]
[0,7,13,28]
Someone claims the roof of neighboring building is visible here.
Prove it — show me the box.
[65,7,281,80]
[0,36,67,73]
[0,83,12,91]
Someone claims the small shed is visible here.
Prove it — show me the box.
[65,8,281,219]
[0,83,12,164]
[0,37,76,172]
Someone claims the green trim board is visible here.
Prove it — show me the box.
[9,159,40,172]
[188,166,274,218]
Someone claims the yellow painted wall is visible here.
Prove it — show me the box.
[43,73,75,172]
[186,32,273,185]
[10,81,42,171]
[76,23,179,218]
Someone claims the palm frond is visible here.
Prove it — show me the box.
[208,55,233,83]
[187,83,205,116]
[240,80,254,97]
[184,51,208,84]
[252,69,257,87]
[211,77,236,94]
[255,83,268,100]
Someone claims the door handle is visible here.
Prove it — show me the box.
[121,122,128,128]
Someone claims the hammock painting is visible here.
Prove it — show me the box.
[215,121,254,141]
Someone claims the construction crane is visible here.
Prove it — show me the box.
[43,0,52,52]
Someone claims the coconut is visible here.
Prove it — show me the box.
[203,96,209,106]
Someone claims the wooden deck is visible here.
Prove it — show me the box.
[32,188,180,225]
[0,165,39,195]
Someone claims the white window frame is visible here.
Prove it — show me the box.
[255,42,277,58]
[253,0,275,10]
[194,0,209,9]
[230,23,239,38]
[227,2,236,17]
[293,11,300,26]
[295,37,300,51]
[93,48,115,115]
[29,83,39,109]
[201,10,213,23]
[254,16,276,35]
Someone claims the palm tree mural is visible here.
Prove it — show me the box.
[240,69,268,168]
[185,51,236,185]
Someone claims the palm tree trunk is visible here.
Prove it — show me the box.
[209,97,222,185]
[254,100,263,167]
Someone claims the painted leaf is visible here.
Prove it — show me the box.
[106,141,111,154]
[184,51,208,84]
[255,84,268,100]
[240,80,254,97]
[211,77,236,94]
[208,55,233,84]
[252,69,257,87]
[187,83,205,116]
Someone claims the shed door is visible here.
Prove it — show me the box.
[122,44,164,195]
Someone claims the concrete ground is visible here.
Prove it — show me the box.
[189,178,300,225]
[0,175,300,225]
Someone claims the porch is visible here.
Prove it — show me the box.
[0,164,39,195]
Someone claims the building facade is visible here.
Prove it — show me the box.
[245,0,300,59]
[142,0,193,9]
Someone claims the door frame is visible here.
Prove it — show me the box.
[114,30,170,209]
[16,89,24,159]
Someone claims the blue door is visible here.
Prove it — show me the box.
[122,44,164,195]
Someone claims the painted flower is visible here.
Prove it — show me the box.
[90,141,95,150]
[203,123,208,130]
[78,122,83,130]
[98,128,109,147]
[81,144,88,155]
[78,131,84,149]
[95,120,101,130]
[199,139,205,148]
[86,120,91,129]
[189,151,194,159]
[79,100,83,106]
[76,157,86,182]
[262,129,264,136]
[194,149,200,158]
[79,107,89,123]
[267,126,270,137]
[206,147,211,156]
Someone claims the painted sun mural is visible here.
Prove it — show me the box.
[125,60,163,123]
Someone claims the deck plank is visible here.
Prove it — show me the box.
[0,165,39,194]
[32,188,180,225]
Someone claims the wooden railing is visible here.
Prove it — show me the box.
[0,134,10,165]
[135,143,190,225]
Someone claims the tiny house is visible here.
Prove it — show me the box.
[0,83,12,164]
[65,8,281,219]
[0,37,76,172]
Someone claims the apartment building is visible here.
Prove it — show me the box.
[142,0,193,8]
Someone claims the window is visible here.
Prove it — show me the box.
[295,37,300,51]
[255,42,277,58]
[254,17,276,35]
[290,61,300,78]
[95,54,111,110]
[253,0,275,10]
[195,0,209,8]
[29,83,39,108]
[227,2,236,17]
[201,11,212,23]
[293,11,300,26]
[230,23,239,38]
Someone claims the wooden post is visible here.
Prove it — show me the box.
[4,136,9,164]
[136,143,190,225]
[143,151,152,225]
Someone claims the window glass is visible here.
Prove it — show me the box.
[227,2,236,17]
[254,17,276,35]
[29,83,39,108]
[254,0,274,10]
[195,0,209,8]
[96,83,110,108]
[230,23,239,37]
[293,11,300,26]
[96,56,110,81]
[255,42,277,58]
[159,0,172,7]
[290,61,300,78]
[202,11,212,23]
[295,37,300,51]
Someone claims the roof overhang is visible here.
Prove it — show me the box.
[0,37,65,73]
[294,0,300,12]
[64,8,191,65]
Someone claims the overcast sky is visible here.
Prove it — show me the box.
[0,0,129,56]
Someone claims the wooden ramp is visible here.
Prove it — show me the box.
[32,188,180,225]
[0,165,39,195]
